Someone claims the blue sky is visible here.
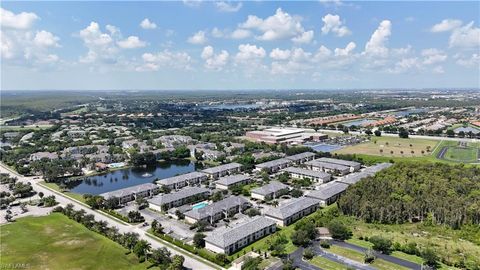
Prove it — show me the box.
[1,1,479,90]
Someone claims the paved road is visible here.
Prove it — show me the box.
[0,163,219,270]
[333,240,422,270]
[316,129,479,143]
[289,247,322,270]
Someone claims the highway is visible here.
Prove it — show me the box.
[0,163,220,270]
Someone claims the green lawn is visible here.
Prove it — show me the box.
[39,181,86,203]
[0,213,150,270]
[309,256,348,270]
[327,245,410,270]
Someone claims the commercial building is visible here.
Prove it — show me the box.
[306,182,349,206]
[202,163,242,179]
[204,216,277,254]
[215,174,252,190]
[157,172,208,190]
[284,152,316,164]
[148,187,210,211]
[100,183,160,204]
[316,157,361,172]
[265,197,320,226]
[251,181,289,201]
[184,196,250,224]
[305,160,351,175]
[245,127,327,145]
[282,167,331,184]
[255,158,292,173]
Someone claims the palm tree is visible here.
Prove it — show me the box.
[133,240,151,261]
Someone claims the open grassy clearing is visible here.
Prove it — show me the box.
[334,136,439,158]
[0,213,150,270]
[435,140,479,163]
[327,245,410,270]
[309,256,348,270]
[40,181,86,203]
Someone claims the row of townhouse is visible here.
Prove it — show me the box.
[255,152,316,173]
[250,181,289,201]
[157,172,208,190]
[282,167,332,184]
[215,174,251,190]
[148,187,210,211]
[100,183,160,204]
[184,196,250,224]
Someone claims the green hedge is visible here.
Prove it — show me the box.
[101,209,129,223]
[151,231,230,266]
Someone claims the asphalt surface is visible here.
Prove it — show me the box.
[0,163,219,270]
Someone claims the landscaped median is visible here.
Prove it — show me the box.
[146,231,224,269]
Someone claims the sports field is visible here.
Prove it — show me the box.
[435,141,479,163]
[334,136,439,158]
[0,213,148,270]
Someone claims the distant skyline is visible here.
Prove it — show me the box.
[1,1,479,90]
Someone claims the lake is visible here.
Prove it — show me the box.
[341,118,377,127]
[67,160,196,195]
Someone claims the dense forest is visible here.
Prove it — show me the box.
[338,162,480,228]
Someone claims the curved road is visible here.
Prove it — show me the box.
[0,163,219,270]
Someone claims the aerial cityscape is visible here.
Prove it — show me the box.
[0,1,479,270]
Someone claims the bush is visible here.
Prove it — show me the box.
[364,248,376,263]
[327,220,352,240]
[303,248,314,260]
[319,240,331,248]
[369,236,392,254]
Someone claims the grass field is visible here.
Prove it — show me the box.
[310,256,348,270]
[0,213,149,270]
[435,141,479,163]
[334,136,439,158]
[327,245,410,270]
[40,181,86,203]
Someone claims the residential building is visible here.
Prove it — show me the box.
[201,162,242,179]
[148,187,210,211]
[265,197,320,226]
[251,181,289,201]
[215,174,251,190]
[305,160,351,175]
[100,183,159,204]
[316,157,361,172]
[305,182,349,206]
[284,152,316,164]
[204,216,277,254]
[282,167,331,184]
[255,158,292,173]
[337,163,392,185]
[157,172,208,190]
[184,196,250,224]
[29,152,59,161]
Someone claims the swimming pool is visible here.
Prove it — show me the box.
[192,202,209,210]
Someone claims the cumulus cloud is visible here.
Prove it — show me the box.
[388,57,419,74]
[117,36,146,49]
[455,53,480,67]
[1,8,60,67]
[270,48,291,60]
[188,30,208,44]
[230,29,251,39]
[0,8,39,30]
[201,45,229,70]
[292,30,314,44]
[334,42,356,56]
[421,48,447,65]
[137,50,192,71]
[239,8,312,42]
[448,22,480,48]
[321,14,351,37]
[364,20,392,57]
[430,19,463,32]
[215,1,242,12]
[235,43,266,62]
[140,18,157,29]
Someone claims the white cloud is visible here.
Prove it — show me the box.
[430,19,463,32]
[0,8,39,30]
[78,22,117,64]
[188,30,208,44]
[334,42,356,56]
[364,20,391,57]
[33,30,60,47]
[455,53,480,67]
[421,48,447,65]
[140,18,157,29]
[183,0,202,7]
[215,2,242,12]
[321,14,351,37]
[201,45,229,70]
[388,57,419,74]
[239,8,312,42]
[270,48,291,60]
[449,21,480,48]
[137,50,192,71]
[231,29,251,39]
[117,36,147,49]
[235,43,266,62]
[432,66,444,74]
[313,45,333,61]
[292,30,314,44]
[211,27,224,38]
